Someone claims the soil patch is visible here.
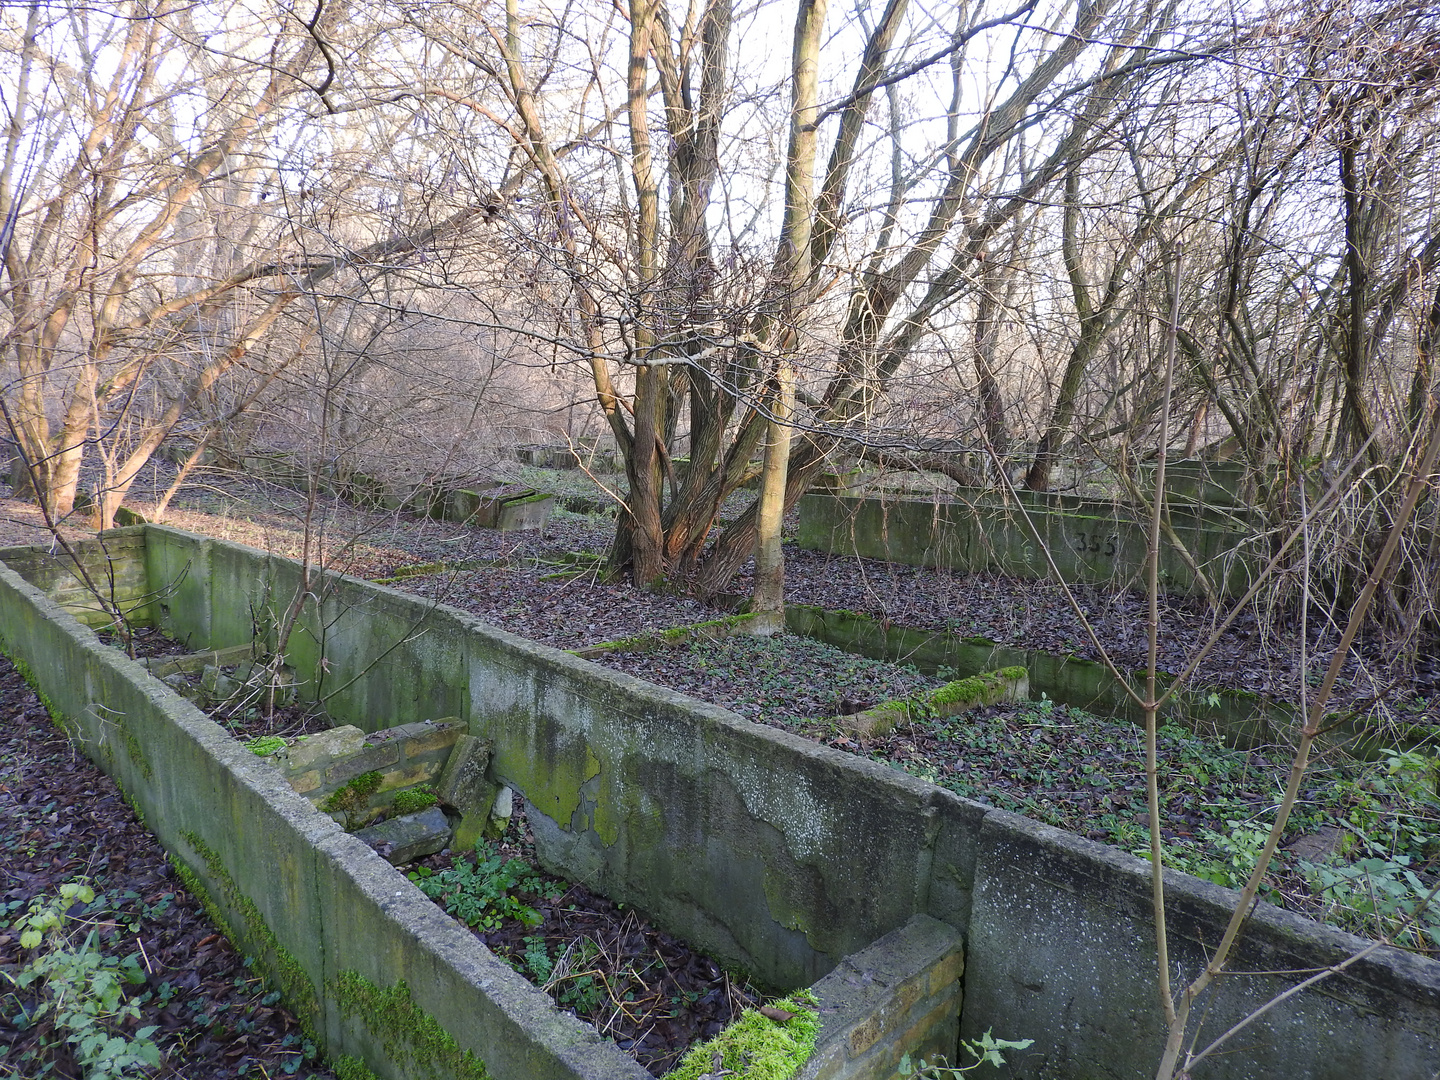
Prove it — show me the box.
[409,810,759,1077]
[0,657,337,1080]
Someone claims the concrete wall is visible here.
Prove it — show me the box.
[3,528,1439,1080]
[0,526,155,627]
[0,545,647,1080]
[797,492,1260,600]
[800,915,964,1080]
[785,605,1291,749]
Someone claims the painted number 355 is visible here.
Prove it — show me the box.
[1072,532,1117,556]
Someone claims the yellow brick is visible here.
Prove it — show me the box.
[928,949,966,994]
[287,769,322,794]
[849,1015,882,1057]
[893,996,961,1064]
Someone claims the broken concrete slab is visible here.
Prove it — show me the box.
[354,806,454,865]
[436,734,497,850]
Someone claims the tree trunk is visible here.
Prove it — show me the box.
[751,361,796,628]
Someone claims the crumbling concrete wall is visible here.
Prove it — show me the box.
[3,528,1438,1080]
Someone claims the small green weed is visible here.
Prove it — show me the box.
[899,1030,1034,1075]
[245,736,287,757]
[408,842,561,931]
[2,881,163,1079]
[519,935,554,982]
[548,937,605,1013]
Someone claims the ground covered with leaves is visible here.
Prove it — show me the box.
[2,464,1438,1079]
[0,657,338,1080]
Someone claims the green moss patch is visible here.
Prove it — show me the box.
[333,1056,380,1080]
[391,786,438,814]
[845,667,1028,735]
[323,771,383,815]
[573,614,764,658]
[666,991,819,1080]
[331,971,488,1080]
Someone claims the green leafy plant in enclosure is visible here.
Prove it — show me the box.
[898,1030,1035,1075]
[408,842,560,931]
[1302,848,1440,952]
[1,880,163,1079]
[1185,821,1272,891]
[517,935,554,983]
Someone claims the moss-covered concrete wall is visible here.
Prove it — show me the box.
[0,528,155,628]
[785,604,1290,749]
[4,528,1438,1080]
[797,492,1259,600]
[0,548,647,1080]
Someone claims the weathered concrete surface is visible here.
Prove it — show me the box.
[797,492,1256,600]
[964,810,1440,1079]
[436,735,498,850]
[449,487,556,532]
[142,526,958,989]
[269,719,467,828]
[798,914,963,1080]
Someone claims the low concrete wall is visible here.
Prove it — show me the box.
[967,812,1440,1078]
[3,529,1439,1080]
[785,605,1291,748]
[797,492,1260,600]
[0,549,647,1080]
[800,915,963,1080]
[0,526,154,627]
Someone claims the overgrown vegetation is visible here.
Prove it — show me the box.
[1,881,161,1080]
[838,698,1439,954]
[407,841,561,932]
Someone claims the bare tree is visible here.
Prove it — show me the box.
[0,1,496,529]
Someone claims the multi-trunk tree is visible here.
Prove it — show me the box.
[414,0,1211,595]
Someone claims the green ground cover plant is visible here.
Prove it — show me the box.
[817,698,1438,951]
[407,841,561,931]
[1,881,162,1079]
